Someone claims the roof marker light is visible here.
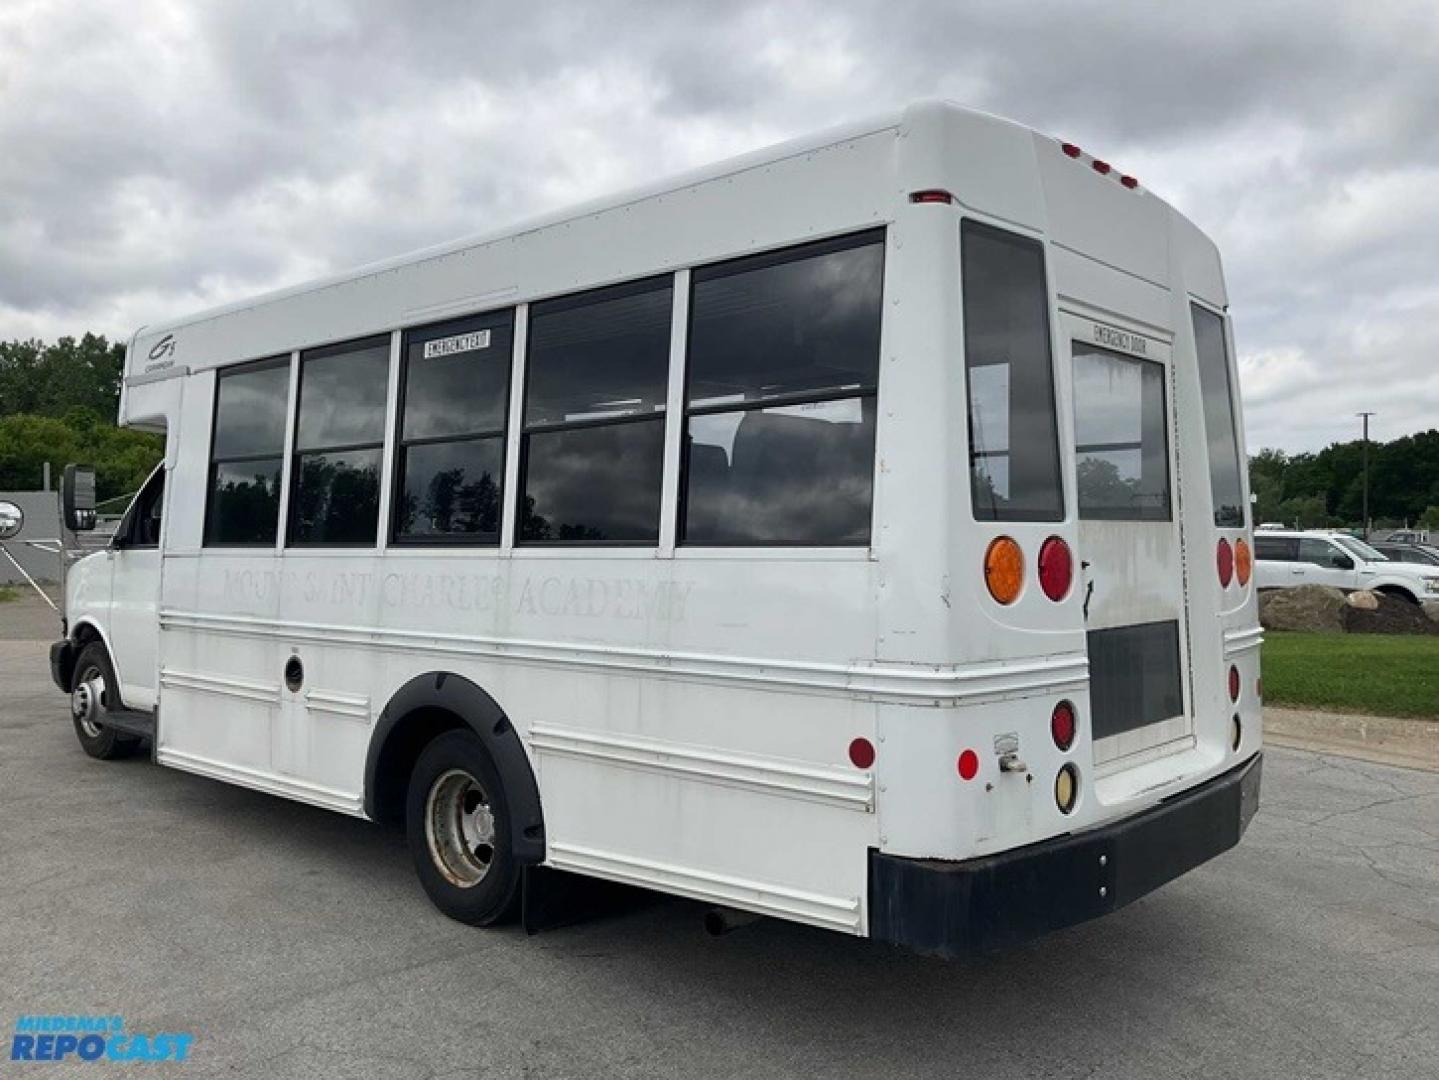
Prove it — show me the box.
[1120,175,1139,189]
[1061,142,1082,159]
[1091,159,1112,175]
[909,189,954,204]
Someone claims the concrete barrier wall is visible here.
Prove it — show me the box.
[0,491,62,586]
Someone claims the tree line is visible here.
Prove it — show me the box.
[2,333,1438,530]
[0,335,162,503]
[1250,434,1439,532]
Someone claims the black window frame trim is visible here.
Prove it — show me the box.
[1189,299,1248,529]
[390,307,516,548]
[516,276,675,549]
[203,353,292,549]
[678,226,886,549]
[1071,342,1174,524]
[961,217,1066,524]
[286,334,391,549]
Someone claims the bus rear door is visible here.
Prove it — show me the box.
[1063,313,1191,769]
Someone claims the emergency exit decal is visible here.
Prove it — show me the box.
[423,329,491,359]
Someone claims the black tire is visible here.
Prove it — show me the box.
[405,729,521,925]
[69,642,141,761]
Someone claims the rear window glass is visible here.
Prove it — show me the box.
[1072,345,1170,521]
[1191,305,1246,527]
[962,221,1063,521]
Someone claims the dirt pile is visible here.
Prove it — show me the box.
[1258,585,1346,632]
[1343,592,1439,635]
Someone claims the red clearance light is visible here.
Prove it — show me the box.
[1037,536,1073,601]
[848,737,876,770]
[1228,665,1241,703]
[1091,159,1112,175]
[1051,701,1077,751]
[1061,142,1082,158]
[957,749,980,781]
[1217,538,1234,588]
[909,189,954,204]
[1120,175,1139,189]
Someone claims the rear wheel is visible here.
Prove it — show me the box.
[69,642,141,760]
[405,729,520,925]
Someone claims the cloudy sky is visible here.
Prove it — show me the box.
[2,0,1436,452]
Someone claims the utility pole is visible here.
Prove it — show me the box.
[1357,411,1375,539]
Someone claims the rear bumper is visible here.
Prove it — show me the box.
[868,751,1262,958]
[50,639,77,693]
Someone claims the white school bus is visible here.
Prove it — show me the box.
[49,101,1261,957]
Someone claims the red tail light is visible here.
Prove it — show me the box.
[1037,536,1073,601]
[1217,538,1234,587]
[1228,665,1240,702]
[957,749,980,781]
[1051,701,1076,751]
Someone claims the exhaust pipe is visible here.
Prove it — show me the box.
[703,906,762,937]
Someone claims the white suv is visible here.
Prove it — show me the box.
[1253,529,1439,604]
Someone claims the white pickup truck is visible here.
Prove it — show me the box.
[1253,529,1439,604]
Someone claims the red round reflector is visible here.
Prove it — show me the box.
[1038,536,1073,601]
[1217,538,1234,587]
[1228,665,1240,703]
[957,749,980,781]
[1092,159,1112,175]
[848,738,875,770]
[1051,701,1076,751]
[1061,142,1082,158]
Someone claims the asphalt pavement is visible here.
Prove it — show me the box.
[1,597,1437,1079]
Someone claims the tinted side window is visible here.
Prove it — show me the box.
[1298,538,1345,567]
[1072,345,1170,521]
[394,310,513,544]
[1191,305,1246,527]
[289,337,389,546]
[963,221,1063,521]
[681,231,884,546]
[519,278,672,546]
[206,358,290,546]
[1254,536,1297,561]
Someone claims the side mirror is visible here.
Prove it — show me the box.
[63,464,98,532]
[0,500,23,541]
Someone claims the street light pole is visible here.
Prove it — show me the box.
[1357,411,1375,539]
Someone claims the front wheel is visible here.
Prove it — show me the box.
[405,730,521,925]
[69,642,141,760]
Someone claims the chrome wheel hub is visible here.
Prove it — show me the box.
[71,667,107,738]
[425,769,497,888]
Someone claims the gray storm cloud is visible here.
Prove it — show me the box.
[2,0,1436,452]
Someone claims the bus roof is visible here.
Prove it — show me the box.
[124,100,1221,393]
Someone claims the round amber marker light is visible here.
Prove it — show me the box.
[1235,538,1253,587]
[1055,764,1079,815]
[984,536,1024,605]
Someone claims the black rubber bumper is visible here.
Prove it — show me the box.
[49,639,76,693]
[868,752,1262,959]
